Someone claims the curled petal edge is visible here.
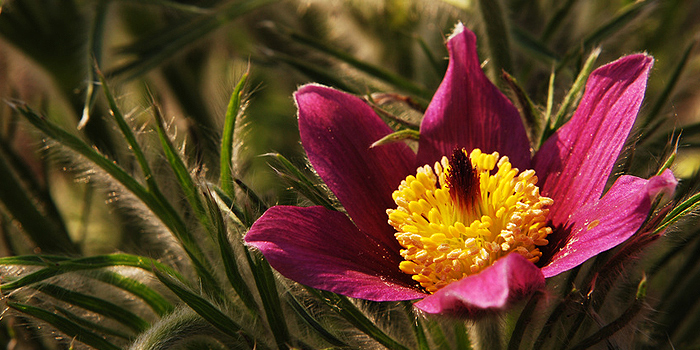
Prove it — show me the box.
[414,253,545,316]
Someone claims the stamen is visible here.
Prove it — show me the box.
[387,148,553,293]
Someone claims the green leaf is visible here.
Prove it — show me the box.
[245,249,291,350]
[556,1,648,71]
[265,153,336,210]
[453,321,473,350]
[568,277,647,350]
[370,129,420,148]
[269,50,358,94]
[0,151,77,254]
[34,283,150,333]
[656,191,700,233]
[55,306,133,340]
[510,26,560,64]
[286,293,348,348]
[541,48,600,144]
[540,0,578,42]
[205,190,259,316]
[7,302,121,350]
[0,253,186,291]
[285,27,432,100]
[110,0,277,80]
[502,71,544,146]
[639,39,697,140]
[477,0,513,80]
[404,302,429,350]
[309,289,410,350]
[153,268,254,343]
[14,103,215,287]
[113,0,212,14]
[220,70,249,198]
[88,269,174,316]
[507,292,542,350]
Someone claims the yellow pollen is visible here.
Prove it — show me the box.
[387,148,553,293]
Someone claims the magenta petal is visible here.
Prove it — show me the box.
[534,54,654,226]
[414,254,544,316]
[296,85,416,250]
[244,205,425,301]
[417,23,530,169]
[541,169,677,278]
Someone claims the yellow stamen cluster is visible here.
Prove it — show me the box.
[387,149,553,293]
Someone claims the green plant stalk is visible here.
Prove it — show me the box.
[220,70,249,198]
[403,301,429,350]
[423,318,451,350]
[97,70,159,194]
[507,291,541,350]
[7,302,121,350]
[453,321,473,350]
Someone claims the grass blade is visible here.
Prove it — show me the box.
[285,28,432,100]
[540,48,600,144]
[55,306,133,340]
[205,189,259,315]
[638,39,697,140]
[14,103,216,288]
[265,153,336,210]
[220,70,249,198]
[0,253,185,291]
[310,289,410,350]
[0,152,77,254]
[7,302,122,350]
[477,0,513,80]
[556,1,647,71]
[656,191,700,233]
[88,269,174,316]
[153,268,257,344]
[35,283,149,333]
[110,0,277,81]
[245,250,291,350]
[286,293,349,348]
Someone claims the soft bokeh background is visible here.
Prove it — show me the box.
[1,0,699,349]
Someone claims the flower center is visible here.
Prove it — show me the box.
[387,148,553,293]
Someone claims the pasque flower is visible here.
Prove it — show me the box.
[245,23,677,316]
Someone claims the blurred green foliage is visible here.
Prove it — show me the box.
[0,0,699,349]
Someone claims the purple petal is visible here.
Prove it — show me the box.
[245,205,426,301]
[541,169,676,278]
[534,54,654,226]
[296,84,416,250]
[417,23,530,169]
[414,253,544,316]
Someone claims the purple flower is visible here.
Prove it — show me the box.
[244,24,677,316]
